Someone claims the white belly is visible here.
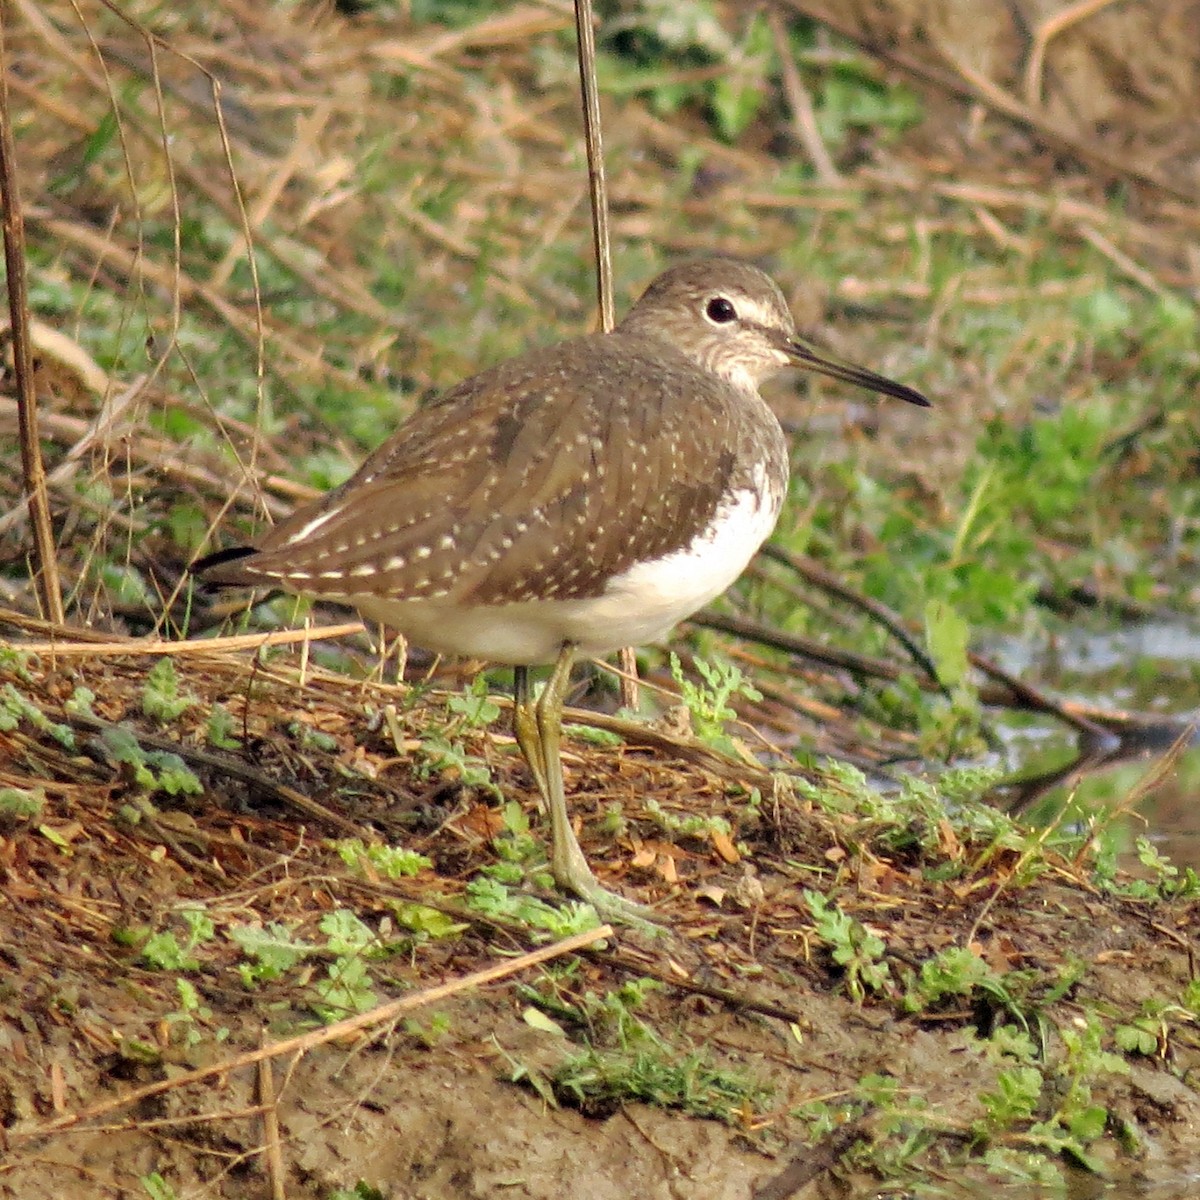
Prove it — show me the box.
[341,484,782,665]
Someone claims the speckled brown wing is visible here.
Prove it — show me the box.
[203,332,777,606]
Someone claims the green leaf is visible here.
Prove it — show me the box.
[141,932,198,972]
[522,1006,567,1036]
[0,786,45,822]
[1067,1104,1109,1143]
[319,909,376,954]
[142,658,196,723]
[923,598,971,688]
[205,704,241,749]
[146,751,203,796]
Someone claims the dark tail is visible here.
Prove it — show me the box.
[189,545,260,586]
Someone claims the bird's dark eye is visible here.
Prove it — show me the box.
[705,296,737,324]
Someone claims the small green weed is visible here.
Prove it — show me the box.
[333,837,432,879]
[805,890,890,1002]
[551,1045,771,1122]
[228,908,425,1022]
[642,796,732,841]
[519,975,662,1045]
[163,978,229,1048]
[327,1183,385,1200]
[411,678,503,793]
[141,659,197,723]
[1121,838,1200,900]
[445,675,502,727]
[465,874,602,938]
[391,902,468,941]
[900,945,1030,1029]
[0,682,76,749]
[563,723,624,746]
[482,801,552,884]
[287,719,338,752]
[402,1011,453,1049]
[205,703,241,749]
[977,1065,1043,1130]
[64,686,96,717]
[227,921,313,986]
[0,785,45,825]
[102,725,203,797]
[139,907,215,972]
[414,731,497,793]
[668,651,761,754]
[314,910,380,1021]
[140,1173,180,1200]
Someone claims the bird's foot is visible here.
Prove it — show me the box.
[552,851,663,934]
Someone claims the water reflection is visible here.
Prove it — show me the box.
[984,621,1200,870]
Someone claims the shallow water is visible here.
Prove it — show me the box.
[987,619,1200,870]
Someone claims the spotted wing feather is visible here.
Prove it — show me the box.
[200,334,778,607]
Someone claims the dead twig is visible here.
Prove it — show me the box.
[4,615,365,658]
[0,19,64,623]
[258,1029,287,1200]
[760,543,943,690]
[1023,0,1125,108]
[573,0,640,714]
[768,8,841,185]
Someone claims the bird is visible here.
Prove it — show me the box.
[191,258,930,922]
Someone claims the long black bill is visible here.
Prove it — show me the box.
[787,335,932,408]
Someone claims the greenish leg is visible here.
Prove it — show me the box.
[512,665,548,807]
[533,644,658,928]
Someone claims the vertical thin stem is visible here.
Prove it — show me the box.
[0,15,64,624]
[573,0,614,334]
[574,0,639,709]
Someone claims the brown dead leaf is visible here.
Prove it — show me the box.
[711,828,740,864]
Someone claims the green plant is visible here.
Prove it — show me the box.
[402,1011,453,1048]
[333,837,432,879]
[805,890,890,1002]
[287,719,338,752]
[414,730,497,793]
[642,796,732,841]
[205,703,241,749]
[139,907,215,971]
[141,658,197,723]
[140,1173,180,1200]
[163,977,229,1048]
[519,974,662,1046]
[900,946,1029,1030]
[0,683,76,749]
[466,874,601,937]
[64,685,96,717]
[227,921,313,987]
[311,909,383,1021]
[977,1065,1043,1131]
[102,725,203,797]
[445,675,502,727]
[668,651,762,753]
[391,902,468,941]
[327,1184,385,1200]
[0,785,45,825]
[551,1045,771,1122]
